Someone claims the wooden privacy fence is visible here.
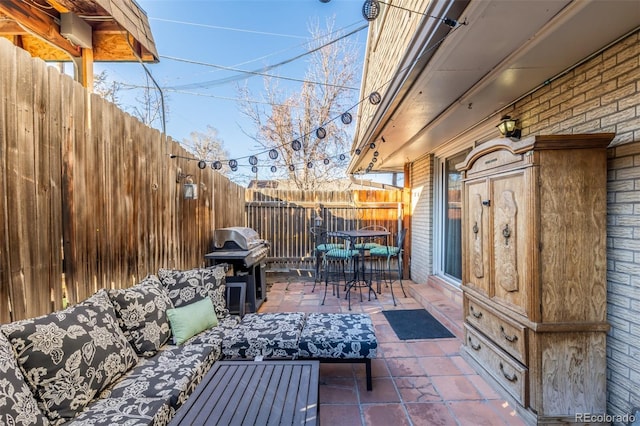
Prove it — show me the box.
[245,188,409,274]
[0,39,245,322]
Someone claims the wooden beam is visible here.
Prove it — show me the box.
[45,0,71,13]
[81,47,93,90]
[0,21,27,34]
[0,1,80,57]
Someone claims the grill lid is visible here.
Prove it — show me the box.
[213,227,267,251]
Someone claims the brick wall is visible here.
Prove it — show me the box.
[408,154,433,283]
[605,142,640,420]
[356,0,431,146]
[498,30,640,420]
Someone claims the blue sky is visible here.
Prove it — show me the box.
[95,0,369,164]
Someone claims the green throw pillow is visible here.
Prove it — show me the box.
[167,297,218,345]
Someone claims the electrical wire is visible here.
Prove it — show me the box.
[167,24,367,90]
[159,55,359,91]
[150,17,308,39]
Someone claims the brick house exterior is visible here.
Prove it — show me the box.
[354,4,640,420]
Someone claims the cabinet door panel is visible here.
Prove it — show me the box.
[491,171,529,316]
[464,179,490,296]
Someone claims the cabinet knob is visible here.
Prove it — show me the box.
[482,200,491,206]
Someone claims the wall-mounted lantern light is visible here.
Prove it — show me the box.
[497,115,521,139]
[177,168,198,200]
[183,183,198,200]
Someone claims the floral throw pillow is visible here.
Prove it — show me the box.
[158,265,229,318]
[108,275,173,357]
[0,332,50,426]
[0,290,138,425]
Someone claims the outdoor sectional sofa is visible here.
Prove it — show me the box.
[0,265,377,426]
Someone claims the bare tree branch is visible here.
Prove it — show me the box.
[237,17,359,190]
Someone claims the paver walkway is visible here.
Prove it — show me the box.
[258,277,526,426]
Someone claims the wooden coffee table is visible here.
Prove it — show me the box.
[170,360,320,426]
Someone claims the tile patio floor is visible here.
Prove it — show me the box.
[258,276,526,426]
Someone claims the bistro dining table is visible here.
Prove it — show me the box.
[327,228,390,310]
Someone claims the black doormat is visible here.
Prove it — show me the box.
[382,309,454,340]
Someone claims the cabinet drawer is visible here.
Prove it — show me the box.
[464,325,528,405]
[465,296,527,364]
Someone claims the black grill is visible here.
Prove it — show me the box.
[205,227,269,313]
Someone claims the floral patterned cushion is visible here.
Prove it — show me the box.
[297,313,378,359]
[158,266,229,319]
[222,312,306,358]
[100,341,219,411]
[0,332,50,426]
[0,290,139,425]
[63,317,238,425]
[64,396,173,426]
[108,275,173,357]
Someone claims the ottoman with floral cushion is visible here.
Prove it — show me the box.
[221,312,307,359]
[297,313,378,391]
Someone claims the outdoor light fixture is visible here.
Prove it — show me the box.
[362,0,381,21]
[314,215,324,227]
[183,183,198,200]
[177,168,198,200]
[497,115,521,139]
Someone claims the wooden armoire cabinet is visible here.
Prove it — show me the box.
[457,134,614,424]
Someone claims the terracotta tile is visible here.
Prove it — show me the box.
[468,375,502,400]
[448,400,509,425]
[488,400,527,425]
[450,355,477,375]
[370,358,390,378]
[319,404,362,426]
[394,376,441,402]
[362,403,411,426]
[357,378,400,403]
[436,339,463,355]
[408,341,445,357]
[430,375,483,401]
[386,357,427,377]
[379,341,413,358]
[320,377,359,404]
[320,362,355,378]
[405,402,458,426]
[418,356,463,376]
